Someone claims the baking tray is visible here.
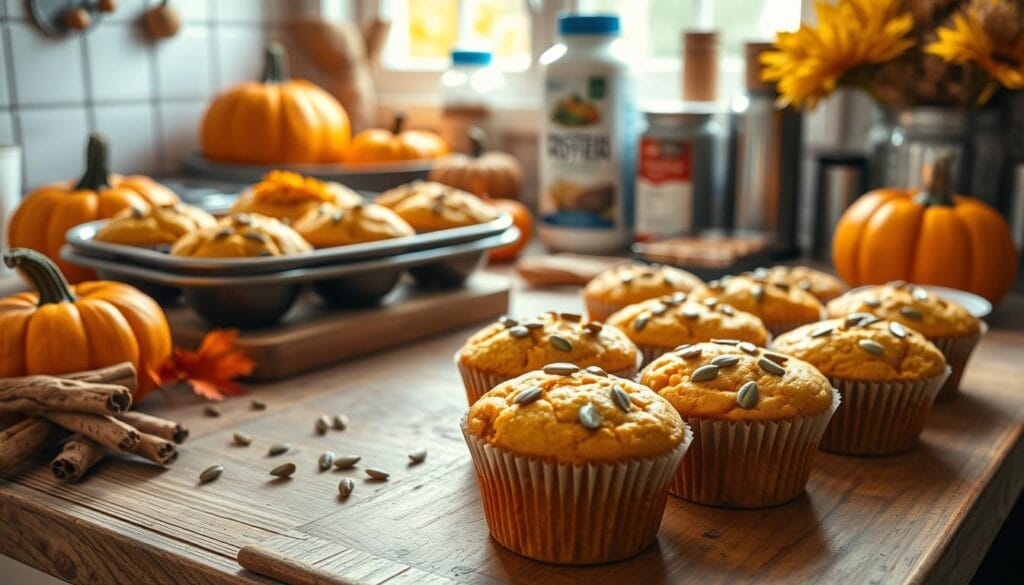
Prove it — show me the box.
[61,228,517,328]
[65,213,513,276]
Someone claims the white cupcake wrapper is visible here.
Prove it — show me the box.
[585,298,625,323]
[822,366,951,456]
[455,352,642,406]
[462,421,692,565]
[927,322,985,401]
[672,387,840,509]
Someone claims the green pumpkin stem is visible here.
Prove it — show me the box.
[2,248,77,305]
[468,126,487,158]
[915,155,955,207]
[392,112,406,135]
[74,134,111,191]
[261,42,289,83]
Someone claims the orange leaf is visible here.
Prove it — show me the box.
[156,329,255,401]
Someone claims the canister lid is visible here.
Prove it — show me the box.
[744,42,774,93]
[451,50,492,66]
[559,14,620,36]
[641,99,727,122]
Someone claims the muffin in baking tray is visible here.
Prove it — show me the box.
[96,203,216,247]
[170,213,311,258]
[376,181,499,232]
[292,202,413,248]
[229,170,363,222]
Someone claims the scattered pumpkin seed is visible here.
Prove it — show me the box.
[130,206,145,219]
[543,362,579,375]
[232,432,251,446]
[650,303,668,315]
[711,355,740,367]
[243,231,268,243]
[662,295,680,306]
[270,462,296,478]
[674,343,693,352]
[739,341,758,355]
[798,279,812,291]
[333,414,349,431]
[712,338,739,345]
[514,386,543,405]
[214,227,232,240]
[498,315,517,328]
[677,346,703,359]
[762,352,789,365]
[810,325,834,338]
[365,467,390,480]
[703,297,719,307]
[691,364,720,382]
[752,267,769,279]
[682,307,701,320]
[859,315,882,327]
[707,280,720,289]
[912,287,929,301]
[549,335,573,352]
[620,272,634,284]
[408,448,428,464]
[671,292,687,303]
[634,314,650,331]
[752,285,765,302]
[338,478,355,498]
[864,295,881,308]
[773,281,790,291]
[560,312,582,322]
[900,307,923,320]
[234,213,253,226]
[251,399,267,410]
[333,455,361,470]
[611,385,632,412]
[858,339,885,355]
[889,322,908,338]
[525,321,544,330]
[315,415,331,435]
[736,381,760,409]
[203,405,220,418]
[331,210,345,224]
[757,357,786,376]
[585,366,607,377]
[720,304,735,316]
[578,403,602,430]
[583,322,603,334]
[508,325,530,339]
[199,465,223,484]
[268,443,290,456]
[319,452,335,471]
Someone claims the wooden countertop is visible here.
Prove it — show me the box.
[1,271,1022,585]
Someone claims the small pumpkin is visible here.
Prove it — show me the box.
[428,128,522,199]
[201,43,351,164]
[832,157,1019,302]
[487,198,532,263]
[0,248,172,398]
[7,134,179,283]
[343,113,449,164]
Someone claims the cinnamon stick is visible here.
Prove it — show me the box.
[1,362,138,394]
[51,436,104,482]
[0,376,132,416]
[0,418,62,474]
[116,411,188,444]
[133,432,178,466]
[43,412,140,452]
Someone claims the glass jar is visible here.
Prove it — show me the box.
[440,50,504,154]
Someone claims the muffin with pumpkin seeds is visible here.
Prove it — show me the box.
[455,311,640,405]
[96,203,216,247]
[463,363,690,564]
[292,201,414,248]
[687,273,824,336]
[230,170,363,222]
[170,213,312,258]
[376,180,499,232]
[606,293,770,366]
[757,265,846,304]
[641,341,838,508]
[826,282,981,400]
[583,263,704,322]
[773,316,948,455]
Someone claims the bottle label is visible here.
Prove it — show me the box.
[634,136,693,241]
[540,75,621,231]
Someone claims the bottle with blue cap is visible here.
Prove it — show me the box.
[441,49,504,154]
[538,13,637,253]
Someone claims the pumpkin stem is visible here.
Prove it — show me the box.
[74,133,111,191]
[391,112,406,135]
[915,154,956,207]
[2,248,78,306]
[261,42,289,83]
[468,126,487,158]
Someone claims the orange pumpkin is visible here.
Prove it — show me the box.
[429,129,522,199]
[201,43,351,164]
[343,113,449,164]
[832,158,1018,302]
[488,198,532,263]
[7,134,179,283]
[0,248,172,398]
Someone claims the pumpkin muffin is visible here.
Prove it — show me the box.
[774,317,949,455]
[641,341,838,507]
[463,363,691,564]
[170,213,312,258]
[96,203,216,247]
[688,274,824,336]
[376,180,499,232]
[229,170,363,222]
[754,265,845,304]
[456,311,640,405]
[606,293,770,366]
[826,282,982,400]
[292,202,414,248]
[583,263,704,322]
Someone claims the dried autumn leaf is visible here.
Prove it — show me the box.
[157,329,255,401]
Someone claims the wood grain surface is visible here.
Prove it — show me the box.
[0,272,1021,585]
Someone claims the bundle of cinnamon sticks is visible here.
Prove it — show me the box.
[0,362,188,482]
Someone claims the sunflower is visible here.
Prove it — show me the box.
[761,0,915,108]
[927,0,1024,103]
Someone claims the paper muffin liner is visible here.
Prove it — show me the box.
[927,322,985,402]
[585,297,626,323]
[821,366,951,456]
[671,387,840,508]
[455,352,641,406]
[461,421,692,565]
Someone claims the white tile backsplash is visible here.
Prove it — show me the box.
[0,32,9,108]
[103,0,154,22]
[8,23,86,105]
[159,100,206,172]
[215,25,267,91]
[177,0,212,22]
[3,0,25,19]
[94,103,160,175]
[0,109,14,143]
[215,0,284,23]
[86,24,153,101]
[18,107,90,186]
[156,25,212,99]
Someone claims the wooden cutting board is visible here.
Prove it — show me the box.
[167,273,510,381]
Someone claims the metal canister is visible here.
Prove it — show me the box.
[813,151,867,261]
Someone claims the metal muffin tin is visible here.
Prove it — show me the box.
[62,221,518,328]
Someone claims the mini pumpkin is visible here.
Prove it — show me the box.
[0,248,172,398]
[428,128,522,199]
[201,43,351,164]
[7,134,179,283]
[343,113,449,164]
[832,157,1019,302]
